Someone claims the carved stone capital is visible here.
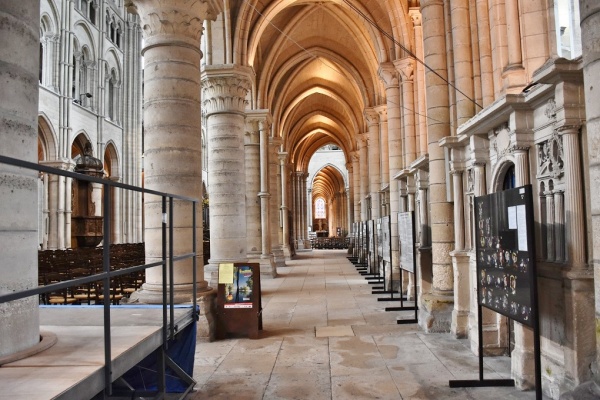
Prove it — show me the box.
[375,105,387,121]
[378,62,399,87]
[364,108,379,127]
[277,152,288,163]
[127,0,222,48]
[409,8,422,27]
[201,66,253,115]
[556,124,581,135]
[394,58,415,82]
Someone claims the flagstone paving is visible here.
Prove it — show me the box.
[189,250,542,399]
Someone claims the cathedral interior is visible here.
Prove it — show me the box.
[2,0,600,398]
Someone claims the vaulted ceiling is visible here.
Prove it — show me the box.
[205,0,418,191]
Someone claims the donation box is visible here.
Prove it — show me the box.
[216,263,263,339]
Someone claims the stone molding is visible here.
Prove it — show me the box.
[409,8,422,27]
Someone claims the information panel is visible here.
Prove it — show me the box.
[381,216,391,263]
[475,185,536,327]
[398,211,415,273]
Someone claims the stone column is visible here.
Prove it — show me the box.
[503,0,526,91]
[510,146,536,388]
[202,65,253,283]
[376,106,389,189]
[379,63,402,280]
[270,137,285,263]
[0,0,41,359]
[244,120,262,260]
[131,0,221,307]
[450,168,469,338]
[559,125,595,387]
[246,111,275,276]
[420,0,455,332]
[359,135,369,221]
[365,108,381,219]
[450,0,475,122]
[396,58,417,165]
[409,8,428,156]
[569,2,600,395]
[278,152,291,258]
[40,160,74,250]
[351,152,361,223]
[416,169,431,297]
[301,172,310,247]
[475,0,494,106]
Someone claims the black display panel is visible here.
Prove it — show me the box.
[475,185,536,327]
[398,211,415,273]
[381,216,391,263]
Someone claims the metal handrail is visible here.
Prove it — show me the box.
[0,154,200,398]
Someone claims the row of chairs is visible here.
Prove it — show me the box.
[39,244,145,305]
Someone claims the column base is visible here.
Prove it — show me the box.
[451,250,471,339]
[248,254,277,278]
[282,244,292,259]
[511,323,536,390]
[559,380,600,400]
[196,289,217,342]
[129,282,209,304]
[272,247,286,269]
[126,285,217,342]
[419,293,453,333]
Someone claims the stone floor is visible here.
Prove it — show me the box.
[188,250,540,400]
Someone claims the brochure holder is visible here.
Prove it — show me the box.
[216,263,262,339]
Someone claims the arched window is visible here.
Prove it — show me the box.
[89,1,96,25]
[502,164,516,190]
[315,198,326,219]
[110,20,116,42]
[116,24,122,48]
[108,75,115,120]
[39,42,44,83]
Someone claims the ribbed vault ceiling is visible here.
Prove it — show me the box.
[230,0,417,177]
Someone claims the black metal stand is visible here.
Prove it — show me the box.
[449,305,515,389]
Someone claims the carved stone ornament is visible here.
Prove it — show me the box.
[201,75,252,115]
[537,132,564,180]
[467,168,474,193]
[545,98,557,121]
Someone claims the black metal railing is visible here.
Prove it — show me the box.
[0,154,200,399]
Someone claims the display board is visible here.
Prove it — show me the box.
[367,220,376,272]
[398,212,415,273]
[216,263,262,339]
[376,218,383,259]
[475,185,536,327]
[361,221,368,264]
[381,216,391,263]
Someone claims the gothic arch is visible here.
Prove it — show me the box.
[38,114,58,161]
[490,157,517,193]
[103,141,120,179]
[72,131,92,158]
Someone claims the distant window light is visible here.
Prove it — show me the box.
[315,198,326,219]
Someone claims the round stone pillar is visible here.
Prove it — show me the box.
[420,0,455,332]
[0,0,41,358]
[365,108,381,219]
[202,65,253,285]
[130,0,221,304]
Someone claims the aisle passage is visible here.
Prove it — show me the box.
[191,250,537,400]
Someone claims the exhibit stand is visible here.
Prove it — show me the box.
[215,263,263,339]
[449,185,541,400]
[384,211,418,323]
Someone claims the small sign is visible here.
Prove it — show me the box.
[218,263,234,284]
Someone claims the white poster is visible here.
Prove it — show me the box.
[517,204,528,251]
